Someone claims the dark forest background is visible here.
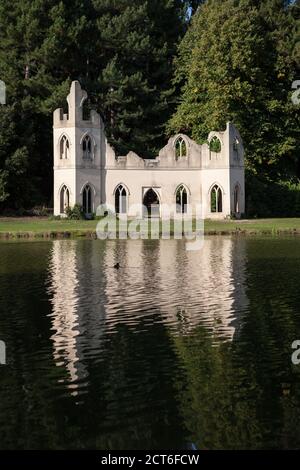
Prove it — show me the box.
[0,0,299,216]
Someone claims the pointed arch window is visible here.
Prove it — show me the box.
[60,185,70,214]
[82,184,93,215]
[209,136,221,156]
[175,137,187,160]
[82,135,93,160]
[115,184,127,214]
[176,185,188,213]
[210,185,223,213]
[60,135,70,159]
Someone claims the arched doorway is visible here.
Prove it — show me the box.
[143,188,160,217]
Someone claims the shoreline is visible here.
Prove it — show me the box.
[2,217,300,239]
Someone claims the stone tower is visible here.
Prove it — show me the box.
[53,81,103,216]
[200,122,245,217]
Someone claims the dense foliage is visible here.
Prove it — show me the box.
[0,0,299,215]
[169,0,300,214]
[0,0,188,210]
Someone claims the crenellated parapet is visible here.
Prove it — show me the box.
[53,81,102,129]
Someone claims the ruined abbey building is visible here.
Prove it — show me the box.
[53,82,245,218]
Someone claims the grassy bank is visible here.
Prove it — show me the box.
[0,217,97,238]
[2,217,300,239]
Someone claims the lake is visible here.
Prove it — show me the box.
[0,237,300,449]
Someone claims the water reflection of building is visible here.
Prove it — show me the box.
[47,240,107,395]
[47,237,248,394]
[47,240,82,390]
[103,237,248,340]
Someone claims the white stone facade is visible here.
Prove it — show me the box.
[53,81,245,219]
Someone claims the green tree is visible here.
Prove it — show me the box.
[169,0,300,178]
[92,0,185,157]
[0,0,185,210]
[0,0,96,209]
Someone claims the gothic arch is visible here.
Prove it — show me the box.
[79,181,96,196]
[59,184,71,214]
[57,182,72,199]
[114,183,129,214]
[174,183,191,196]
[175,184,190,214]
[209,183,224,213]
[208,135,222,156]
[143,188,160,217]
[113,183,130,196]
[58,133,71,160]
[174,135,188,159]
[81,183,95,215]
[80,132,96,160]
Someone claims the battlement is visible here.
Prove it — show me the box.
[53,81,101,128]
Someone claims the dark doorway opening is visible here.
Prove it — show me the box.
[143,189,160,217]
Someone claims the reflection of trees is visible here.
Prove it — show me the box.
[80,318,184,450]
[0,244,184,449]
[0,242,71,449]
[234,239,300,449]
[174,239,300,450]
[174,327,262,450]
[2,238,300,449]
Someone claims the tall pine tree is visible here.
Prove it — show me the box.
[0,0,98,209]
[92,0,185,157]
[0,0,185,209]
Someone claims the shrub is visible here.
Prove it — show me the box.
[26,206,52,217]
[65,204,84,220]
